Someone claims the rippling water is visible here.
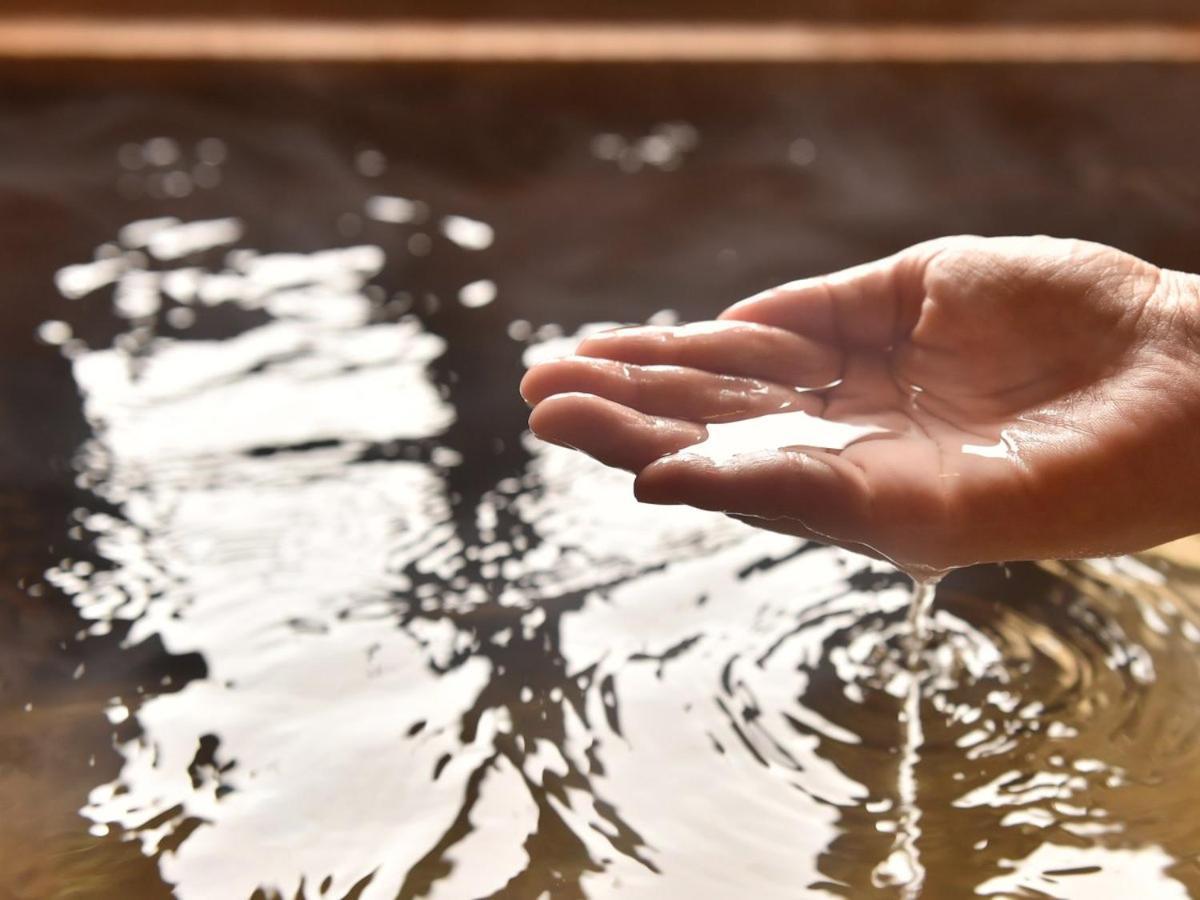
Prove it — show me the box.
[25,194,1200,898]
[7,84,1200,896]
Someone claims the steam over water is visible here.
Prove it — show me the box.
[28,202,1200,899]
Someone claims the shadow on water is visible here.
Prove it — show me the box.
[4,62,1200,898]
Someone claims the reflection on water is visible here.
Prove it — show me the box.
[31,182,1200,896]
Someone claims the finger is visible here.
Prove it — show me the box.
[634,448,875,545]
[528,392,706,473]
[576,321,840,389]
[520,356,823,423]
[720,237,965,348]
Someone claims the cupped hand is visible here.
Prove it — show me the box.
[521,236,1200,572]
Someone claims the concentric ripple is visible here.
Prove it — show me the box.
[712,559,1200,896]
[34,207,1200,898]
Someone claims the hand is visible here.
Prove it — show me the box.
[521,236,1200,572]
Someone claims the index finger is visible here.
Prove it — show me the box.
[720,238,962,347]
[577,320,841,389]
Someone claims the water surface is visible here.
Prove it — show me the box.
[5,63,1200,898]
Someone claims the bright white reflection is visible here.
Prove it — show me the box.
[45,220,1199,898]
[440,215,494,251]
[56,219,519,899]
[365,195,423,224]
[683,409,887,464]
[975,843,1187,898]
[457,278,496,309]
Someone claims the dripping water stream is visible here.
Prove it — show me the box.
[877,575,944,896]
[869,575,942,896]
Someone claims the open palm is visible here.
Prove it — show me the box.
[522,236,1200,572]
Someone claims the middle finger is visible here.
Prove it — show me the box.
[521,356,822,423]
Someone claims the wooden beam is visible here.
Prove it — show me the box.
[0,19,1199,63]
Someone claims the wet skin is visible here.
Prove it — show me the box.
[522,235,1200,572]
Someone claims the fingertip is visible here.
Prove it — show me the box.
[529,392,708,473]
[717,284,790,321]
[527,392,591,442]
[525,394,560,441]
[715,304,751,323]
[632,477,674,505]
[633,453,713,505]
[633,465,677,505]
[575,327,643,358]
[521,358,593,407]
[518,366,541,406]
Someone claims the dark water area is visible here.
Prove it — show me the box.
[4,62,1200,898]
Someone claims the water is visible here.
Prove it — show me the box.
[21,217,1200,898]
[905,577,940,657]
[871,576,939,898]
[666,403,958,898]
[8,63,1200,898]
[679,408,887,464]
